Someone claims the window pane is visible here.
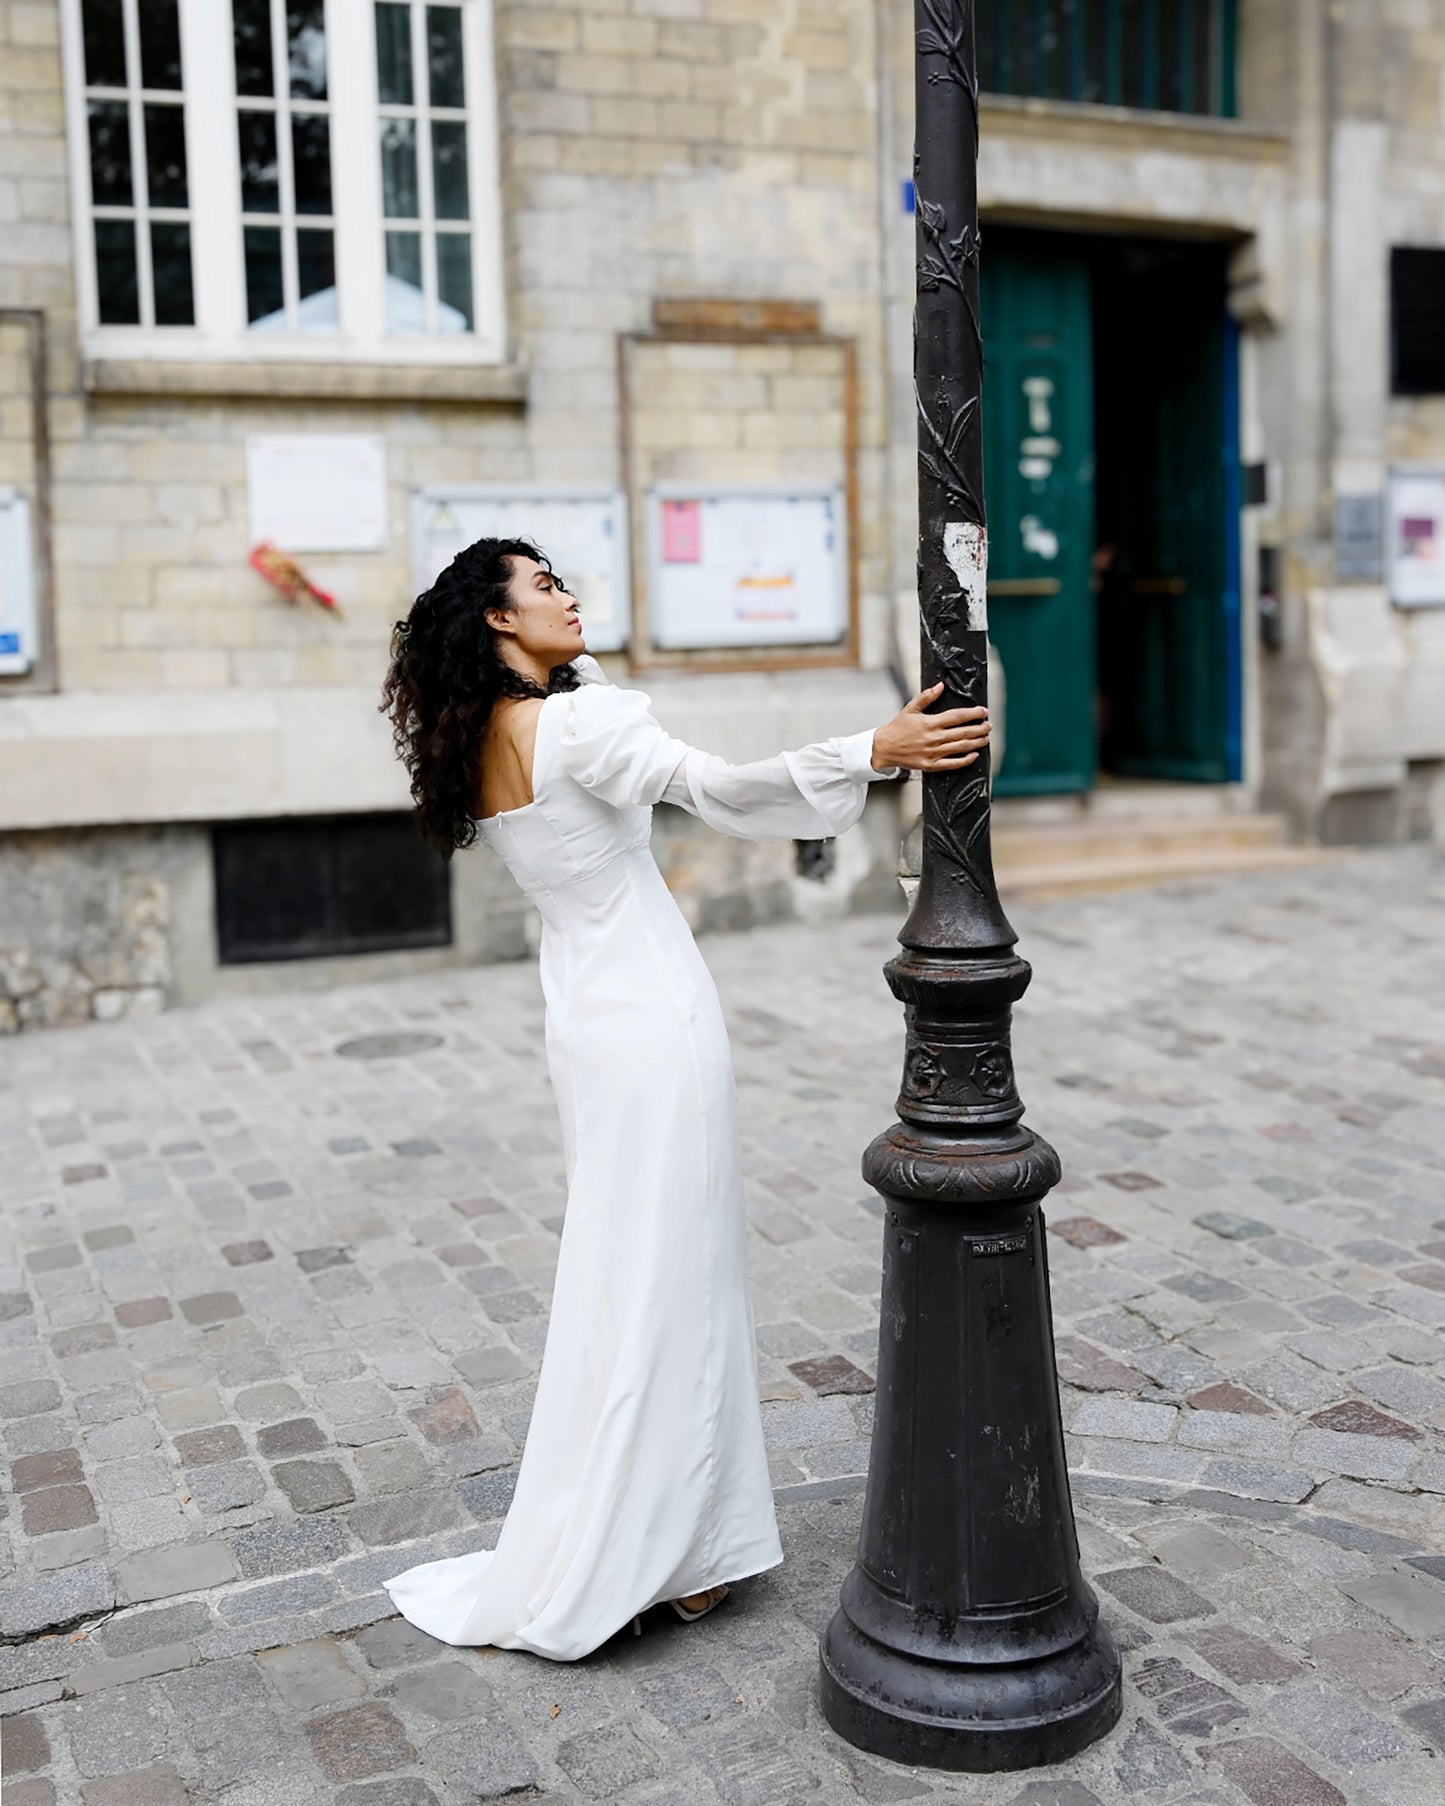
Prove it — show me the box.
[1120,0,1148,106]
[144,104,188,208]
[436,231,472,332]
[975,4,998,93]
[297,228,338,330]
[385,230,424,331]
[1159,0,1185,112]
[1192,0,1216,113]
[431,119,469,220]
[94,218,139,324]
[292,112,332,215]
[88,101,132,206]
[288,1,328,101]
[244,224,285,325]
[1040,0,1075,101]
[81,0,127,88]
[139,0,183,90]
[380,117,419,217]
[1004,1,1034,95]
[376,2,414,105]
[427,5,465,108]
[238,111,280,212]
[233,0,275,98]
[1081,0,1112,103]
[151,221,195,324]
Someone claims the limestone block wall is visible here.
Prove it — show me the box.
[2,0,893,721]
[1250,0,1445,836]
[0,0,905,1030]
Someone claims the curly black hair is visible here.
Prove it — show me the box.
[379,536,585,856]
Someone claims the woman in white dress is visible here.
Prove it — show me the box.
[376,538,990,1662]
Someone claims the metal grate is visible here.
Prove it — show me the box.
[976,0,1237,118]
[213,812,452,964]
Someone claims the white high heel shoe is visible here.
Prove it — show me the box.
[627,1583,729,1636]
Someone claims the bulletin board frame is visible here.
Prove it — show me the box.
[408,482,632,653]
[645,482,849,652]
[617,302,860,673]
[0,309,54,693]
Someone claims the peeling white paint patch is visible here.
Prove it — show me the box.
[943,521,988,632]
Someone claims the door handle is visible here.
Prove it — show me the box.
[986,578,1062,597]
[1125,577,1188,596]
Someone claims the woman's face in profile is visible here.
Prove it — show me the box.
[491,555,587,663]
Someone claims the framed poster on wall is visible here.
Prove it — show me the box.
[410,485,630,652]
[645,483,848,651]
[0,487,36,676]
[1388,466,1445,608]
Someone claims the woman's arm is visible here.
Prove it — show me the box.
[556,676,989,838]
[658,733,897,842]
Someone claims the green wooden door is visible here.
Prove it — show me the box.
[1094,259,1229,780]
[981,252,1097,796]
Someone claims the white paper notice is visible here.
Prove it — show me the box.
[943,521,988,631]
[246,434,389,553]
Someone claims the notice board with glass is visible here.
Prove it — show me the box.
[645,485,848,651]
[1388,466,1445,608]
[0,488,36,676]
[410,485,630,651]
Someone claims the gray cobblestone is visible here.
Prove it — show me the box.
[1070,1398,1179,1443]
[114,1540,237,1603]
[0,1564,115,1637]
[6,851,1445,1804]
[65,1682,171,1777]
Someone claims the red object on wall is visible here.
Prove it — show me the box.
[248,542,342,614]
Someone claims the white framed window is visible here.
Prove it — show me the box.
[59,0,506,364]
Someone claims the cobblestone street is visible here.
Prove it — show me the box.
[3,844,1445,1805]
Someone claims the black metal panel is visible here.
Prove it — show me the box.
[1391,248,1445,396]
[213,813,451,964]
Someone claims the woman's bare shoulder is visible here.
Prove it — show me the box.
[488,694,545,745]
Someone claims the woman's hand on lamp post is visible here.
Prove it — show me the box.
[871,681,991,772]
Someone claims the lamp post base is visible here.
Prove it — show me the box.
[819,1608,1122,1772]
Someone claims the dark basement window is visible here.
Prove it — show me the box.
[213,812,452,964]
[1391,247,1445,395]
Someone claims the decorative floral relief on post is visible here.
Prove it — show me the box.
[917,0,978,96]
[923,772,994,900]
[972,1045,1014,1098]
[905,1045,945,1098]
[915,378,982,521]
[917,198,983,363]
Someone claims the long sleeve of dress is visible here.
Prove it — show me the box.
[556,657,900,842]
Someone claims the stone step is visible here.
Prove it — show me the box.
[993,780,1259,824]
[992,810,1292,869]
[995,840,1342,902]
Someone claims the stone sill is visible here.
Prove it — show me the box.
[0,668,902,832]
[82,357,529,404]
[980,93,1290,163]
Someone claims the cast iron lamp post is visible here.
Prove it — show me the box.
[817,0,1122,1770]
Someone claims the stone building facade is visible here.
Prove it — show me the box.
[1,1,1443,1030]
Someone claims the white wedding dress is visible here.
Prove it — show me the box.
[380,654,899,1661]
